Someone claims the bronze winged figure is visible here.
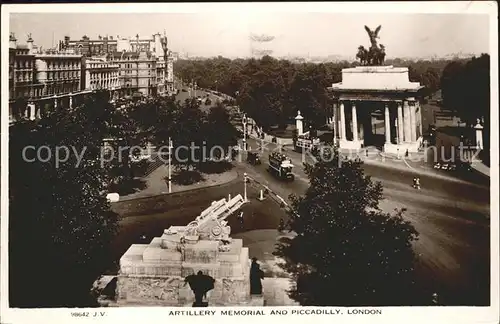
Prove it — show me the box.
[364,25,382,48]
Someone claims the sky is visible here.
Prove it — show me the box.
[9,10,490,59]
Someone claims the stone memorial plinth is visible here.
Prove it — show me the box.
[116,194,260,306]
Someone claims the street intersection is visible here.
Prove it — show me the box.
[110,88,490,306]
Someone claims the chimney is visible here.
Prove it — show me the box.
[9,33,17,49]
[27,34,34,54]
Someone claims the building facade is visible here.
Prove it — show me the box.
[9,34,89,122]
[62,35,118,57]
[9,34,39,114]
[34,52,83,98]
[63,33,163,57]
[109,51,158,96]
[83,58,120,95]
[9,32,176,122]
[62,32,175,95]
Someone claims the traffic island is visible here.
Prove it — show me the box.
[119,165,238,201]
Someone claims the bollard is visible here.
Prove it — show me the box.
[258,189,265,201]
[228,193,231,201]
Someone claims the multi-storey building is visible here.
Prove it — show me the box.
[61,35,118,57]
[156,59,167,96]
[109,51,158,96]
[63,33,163,57]
[9,34,44,121]
[9,34,88,121]
[9,34,41,120]
[82,58,120,96]
[9,31,176,122]
[63,32,175,95]
[34,51,83,99]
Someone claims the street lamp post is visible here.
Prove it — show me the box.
[242,113,247,151]
[168,137,173,193]
[243,173,248,202]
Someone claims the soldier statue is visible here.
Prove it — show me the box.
[184,271,215,307]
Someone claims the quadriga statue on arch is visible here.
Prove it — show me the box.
[356,25,386,66]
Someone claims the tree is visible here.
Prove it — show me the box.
[440,54,490,164]
[204,102,239,160]
[289,64,330,128]
[175,56,456,131]
[170,98,207,170]
[275,148,420,306]
[9,91,118,307]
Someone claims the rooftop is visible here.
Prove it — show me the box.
[331,65,424,91]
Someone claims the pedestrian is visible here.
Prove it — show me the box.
[250,258,265,295]
[432,292,439,305]
[238,211,244,228]
[278,218,285,232]
[405,149,409,157]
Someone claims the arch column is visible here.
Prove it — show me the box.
[384,103,391,144]
[410,100,417,142]
[332,102,337,141]
[339,101,346,140]
[397,101,404,144]
[417,100,423,138]
[352,102,358,142]
[403,100,411,142]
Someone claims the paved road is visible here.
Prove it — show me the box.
[174,87,224,112]
[238,136,490,306]
[111,98,490,305]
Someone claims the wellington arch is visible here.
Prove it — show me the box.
[328,25,425,154]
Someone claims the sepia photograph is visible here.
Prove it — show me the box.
[1,2,498,324]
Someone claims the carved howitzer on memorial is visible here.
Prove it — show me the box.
[181,194,245,244]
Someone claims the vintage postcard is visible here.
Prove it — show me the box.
[1,2,498,324]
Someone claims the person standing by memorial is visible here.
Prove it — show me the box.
[250,258,265,295]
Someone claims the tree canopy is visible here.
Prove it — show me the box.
[9,90,118,307]
[440,54,490,163]
[275,149,421,306]
[175,56,462,131]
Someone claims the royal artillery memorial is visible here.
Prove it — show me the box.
[114,194,265,306]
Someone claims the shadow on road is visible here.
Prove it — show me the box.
[108,178,147,196]
[170,170,205,186]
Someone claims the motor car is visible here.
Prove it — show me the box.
[246,151,261,165]
[130,153,152,163]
